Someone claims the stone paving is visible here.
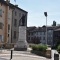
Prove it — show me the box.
[0,49,51,60]
[0,49,60,60]
[0,54,51,60]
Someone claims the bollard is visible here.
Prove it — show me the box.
[10,50,13,60]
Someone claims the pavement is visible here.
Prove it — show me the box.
[0,48,52,60]
[51,50,60,60]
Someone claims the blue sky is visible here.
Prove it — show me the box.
[10,0,60,27]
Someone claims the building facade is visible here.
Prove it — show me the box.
[53,28,60,46]
[27,26,60,46]
[0,0,13,45]
[11,5,27,44]
[0,0,27,48]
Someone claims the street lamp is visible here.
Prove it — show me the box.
[44,12,48,45]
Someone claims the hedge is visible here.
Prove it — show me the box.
[31,44,47,51]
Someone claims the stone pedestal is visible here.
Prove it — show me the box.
[14,26,27,51]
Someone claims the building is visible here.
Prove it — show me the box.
[53,28,60,46]
[27,26,60,46]
[0,0,13,46]
[11,4,28,50]
[27,26,36,43]
[0,0,28,48]
[11,5,27,44]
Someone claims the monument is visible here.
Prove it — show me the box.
[14,26,27,51]
[14,15,28,51]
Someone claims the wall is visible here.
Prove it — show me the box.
[0,2,13,44]
[11,7,27,43]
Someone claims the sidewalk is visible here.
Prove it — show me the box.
[0,49,60,60]
[0,49,51,60]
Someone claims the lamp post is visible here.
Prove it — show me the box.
[44,12,48,45]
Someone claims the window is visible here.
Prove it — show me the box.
[14,31,16,39]
[42,32,45,35]
[48,30,52,32]
[0,35,2,41]
[0,23,3,29]
[40,32,42,35]
[28,32,30,35]
[40,37,41,40]
[8,24,10,32]
[19,13,21,17]
[0,9,2,17]
[28,37,30,40]
[44,32,45,35]
[8,24,10,30]
[14,19,17,27]
[8,34,9,37]
[19,20,21,26]
[31,33,33,35]
[15,11,17,16]
[9,6,10,10]
[43,37,45,40]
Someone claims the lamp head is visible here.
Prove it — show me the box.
[44,12,47,17]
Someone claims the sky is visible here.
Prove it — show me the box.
[10,0,60,27]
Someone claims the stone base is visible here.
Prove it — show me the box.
[14,26,28,51]
[14,41,28,51]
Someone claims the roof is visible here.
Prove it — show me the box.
[27,26,60,32]
[0,0,28,13]
[14,5,28,13]
[0,0,8,5]
[27,26,36,31]
[54,28,60,31]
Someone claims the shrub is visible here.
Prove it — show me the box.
[31,45,38,51]
[38,44,47,51]
[29,44,32,47]
[57,45,60,53]
[29,44,35,48]
[31,44,47,51]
